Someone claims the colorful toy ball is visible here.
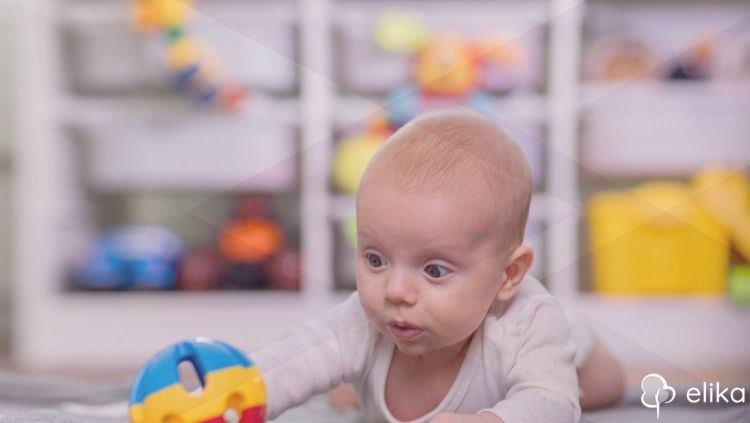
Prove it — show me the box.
[129,338,265,423]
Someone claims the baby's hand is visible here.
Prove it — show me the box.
[328,383,361,412]
[429,412,504,423]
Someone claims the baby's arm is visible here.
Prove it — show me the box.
[250,293,371,420]
[479,299,581,423]
[429,412,505,422]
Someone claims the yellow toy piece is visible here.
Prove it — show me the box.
[131,0,192,32]
[693,168,750,262]
[343,214,357,249]
[415,34,479,96]
[588,182,729,295]
[166,37,199,70]
[375,9,429,54]
[333,134,385,195]
[130,366,265,423]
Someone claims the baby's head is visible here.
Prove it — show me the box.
[355,110,534,357]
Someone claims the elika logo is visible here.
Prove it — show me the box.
[641,373,747,419]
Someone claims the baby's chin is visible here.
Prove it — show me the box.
[392,340,432,357]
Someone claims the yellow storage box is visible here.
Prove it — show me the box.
[588,182,729,294]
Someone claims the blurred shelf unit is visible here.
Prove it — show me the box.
[576,0,750,371]
[13,0,750,371]
[15,0,312,369]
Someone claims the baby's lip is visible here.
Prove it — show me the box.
[389,320,419,329]
[387,321,423,341]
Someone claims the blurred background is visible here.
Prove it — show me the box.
[1,0,749,388]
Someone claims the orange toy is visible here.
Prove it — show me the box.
[219,218,284,263]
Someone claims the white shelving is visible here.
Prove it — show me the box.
[581,81,750,176]
[12,0,750,374]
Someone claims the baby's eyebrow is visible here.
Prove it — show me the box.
[418,243,470,260]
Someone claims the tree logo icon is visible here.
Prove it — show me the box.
[641,373,677,419]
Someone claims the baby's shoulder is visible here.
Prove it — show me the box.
[483,275,562,335]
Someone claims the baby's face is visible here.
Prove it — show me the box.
[356,182,508,357]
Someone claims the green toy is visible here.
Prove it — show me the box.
[728,265,750,307]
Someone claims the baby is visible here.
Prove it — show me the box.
[251,110,624,422]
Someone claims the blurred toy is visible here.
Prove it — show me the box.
[587,36,660,81]
[332,134,384,195]
[375,9,534,96]
[588,182,729,295]
[77,225,184,290]
[129,338,265,423]
[589,168,750,296]
[670,38,713,80]
[693,168,750,262]
[343,214,357,249]
[728,265,750,307]
[219,218,284,263]
[218,197,285,290]
[375,11,523,126]
[130,0,248,112]
[374,9,429,54]
[176,249,224,291]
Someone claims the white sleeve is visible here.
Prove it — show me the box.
[249,293,372,420]
[481,300,581,423]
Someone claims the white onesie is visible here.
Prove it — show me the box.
[251,275,584,423]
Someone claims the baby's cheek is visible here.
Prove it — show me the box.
[436,298,485,339]
[357,285,380,320]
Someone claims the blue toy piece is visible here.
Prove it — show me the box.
[130,338,266,423]
[386,85,420,127]
[384,84,496,130]
[77,225,184,290]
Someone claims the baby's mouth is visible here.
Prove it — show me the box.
[387,321,423,341]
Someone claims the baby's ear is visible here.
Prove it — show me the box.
[496,245,534,301]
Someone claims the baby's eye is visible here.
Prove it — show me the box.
[365,253,385,268]
[424,264,451,279]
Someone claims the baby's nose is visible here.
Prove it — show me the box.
[385,271,418,306]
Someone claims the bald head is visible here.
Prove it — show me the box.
[358,110,532,248]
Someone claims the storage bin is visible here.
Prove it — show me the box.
[588,182,729,294]
[582,83,750,176]
[63,0,297,94]
[81,113,297,192]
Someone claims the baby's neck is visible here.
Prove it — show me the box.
[385,334,475,420]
